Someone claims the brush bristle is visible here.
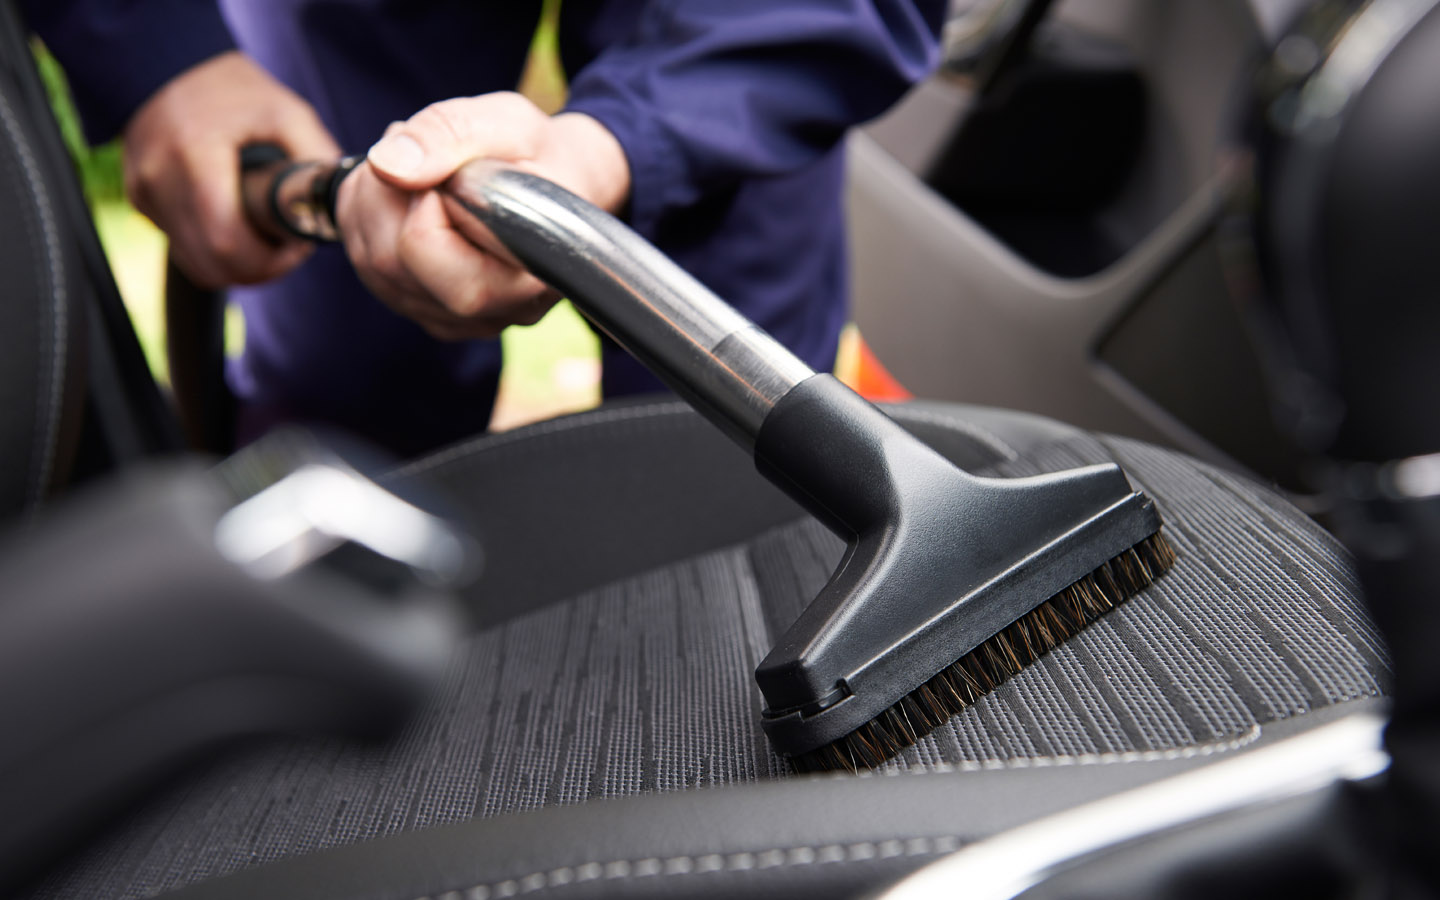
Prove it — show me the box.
[790,530,1178,774]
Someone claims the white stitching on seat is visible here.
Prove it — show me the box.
[409,728,1263,898]
[412,835,964,899]
[392,397,1029,482]
[414,728,1269,897]
[0,89,66,509]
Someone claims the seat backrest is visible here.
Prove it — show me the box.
[0,4,84,519]
[0,0,184,522]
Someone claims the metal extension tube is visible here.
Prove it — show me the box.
[441,161,816,449]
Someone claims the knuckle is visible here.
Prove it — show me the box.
[423,320,463,342]
[395,220,425,258]
[125,155,165,201]
[498,93,547,151]
[495,91,539,120]
[416,102,467,146]
[160,120,204,154]
[339,231,366,269]
[207,228,241,261]
[369,247,400,279]
[446,286,487,318]
[493,90,526,111]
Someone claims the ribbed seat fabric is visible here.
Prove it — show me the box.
[25,407,1388,899]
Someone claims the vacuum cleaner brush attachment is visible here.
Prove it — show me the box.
[752,376,1176,771]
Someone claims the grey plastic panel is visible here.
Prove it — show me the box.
[862,74,973,177]
[848,131,1230,458]
[847,0,1288,482]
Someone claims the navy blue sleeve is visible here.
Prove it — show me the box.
[22,0,235,143]
[562,0,945,238]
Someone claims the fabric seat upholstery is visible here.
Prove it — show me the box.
[24,400,1388,900]
[0,31,83,520]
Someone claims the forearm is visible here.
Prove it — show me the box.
[562,0,946,237]
[21,0,235,143]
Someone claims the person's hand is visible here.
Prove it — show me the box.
[335,91,631,341]
[124,51,341,289]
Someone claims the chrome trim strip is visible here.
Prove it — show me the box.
[879,713,1389,900]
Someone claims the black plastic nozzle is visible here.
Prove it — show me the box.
[753,376,1162,757]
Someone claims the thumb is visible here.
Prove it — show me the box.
[365,93,546,191]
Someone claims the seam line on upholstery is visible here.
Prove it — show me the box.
[0,88,64,509]
[390,402,692,479]
[411,729,1263,898]
[858,723,1264,778]
[885,407,1021,461]
[414,835,964,900]
[393,400,1025,483]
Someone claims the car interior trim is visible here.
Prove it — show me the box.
[877,710,1388,900]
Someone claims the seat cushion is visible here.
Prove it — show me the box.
[23,400,1388,899]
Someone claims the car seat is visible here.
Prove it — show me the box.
[0,1,1399,898]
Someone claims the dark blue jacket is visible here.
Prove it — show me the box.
[30,0,943,456]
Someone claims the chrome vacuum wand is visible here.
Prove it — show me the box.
[440,162,815,450]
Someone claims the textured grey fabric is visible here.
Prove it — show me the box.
[26,426,1387,899]
[0,72,67,519]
